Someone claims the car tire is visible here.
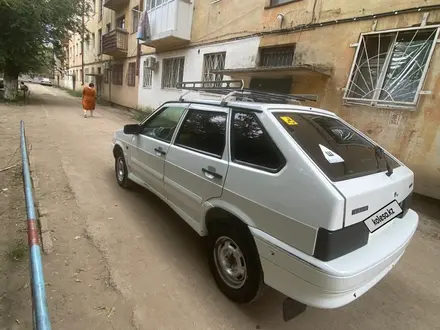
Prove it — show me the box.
[114,150,131,189]
[208,220,264,304]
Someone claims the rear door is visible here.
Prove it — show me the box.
[272,111,413,229]
[164,104,229,224]
[333,167,413,229]
[130,104,188,198]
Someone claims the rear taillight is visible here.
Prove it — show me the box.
[313,222,369,262]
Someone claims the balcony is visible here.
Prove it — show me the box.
[103,0,129,11]
[142,0,193,51]
[102,28,128,58]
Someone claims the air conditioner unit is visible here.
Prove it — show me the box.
[145,57,157,70]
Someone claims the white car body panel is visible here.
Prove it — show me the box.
[112,99,419,309]
[334,166,414,227]
[251,209,418,308]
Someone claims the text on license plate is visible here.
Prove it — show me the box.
[364,200,403,233]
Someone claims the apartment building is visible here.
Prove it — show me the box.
[58,0,145,108]
[137,0,440,200]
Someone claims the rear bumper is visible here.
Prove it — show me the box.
[251,209,418,309]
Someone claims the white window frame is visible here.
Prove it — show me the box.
[162,57,185,89]
[343,25,439,109]
[143,61,153,88]
[146,0,173,11]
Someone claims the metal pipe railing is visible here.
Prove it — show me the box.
[20,121,52,330]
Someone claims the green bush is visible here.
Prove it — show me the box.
[66,89,82,97]
[55,85,82,98]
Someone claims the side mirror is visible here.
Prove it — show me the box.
[123,124,141,135]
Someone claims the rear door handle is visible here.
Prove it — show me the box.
[154,147,166,156]
[202,168,223,180]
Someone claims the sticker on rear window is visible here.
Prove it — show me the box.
[280,116,298,126]
[319,144,344,164]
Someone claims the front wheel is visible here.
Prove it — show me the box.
[208,221,264,304]
[115,152,131,189]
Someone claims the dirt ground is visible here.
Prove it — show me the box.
[0,84,439,330]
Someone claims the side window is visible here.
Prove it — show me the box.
[231,111,285,171]
[141,106,186,142]
[175,110,227,158]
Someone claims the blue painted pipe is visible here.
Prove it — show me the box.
[20,121,52,330]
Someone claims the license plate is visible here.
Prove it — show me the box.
[364,200,403,233]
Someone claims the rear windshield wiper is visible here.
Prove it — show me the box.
[374,146,393,177]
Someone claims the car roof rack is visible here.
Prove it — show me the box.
[176,80,318,105]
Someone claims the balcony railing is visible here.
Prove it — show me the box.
[103,0,129,11]
[102,28,128,58]
[142,0,193,51]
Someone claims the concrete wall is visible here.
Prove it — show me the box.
[138,37,260,108]
[189,0,440,45]
[190,0,266,46]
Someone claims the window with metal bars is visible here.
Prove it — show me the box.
[146,0,171,11]
[202,52,226,85]
[344,26,439,108]
[112,64,123,85]
[259,46,295,67]
[143,61,152,88]
[162,57,185,89]
[127,62,136,87]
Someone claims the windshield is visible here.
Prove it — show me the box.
[273,112,400,181]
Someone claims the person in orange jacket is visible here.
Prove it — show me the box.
[82,82,96,118]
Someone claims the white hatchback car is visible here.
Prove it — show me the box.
[112,87,418,313]
[40,78,52,86]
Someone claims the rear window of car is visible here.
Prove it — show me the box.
[273,112,400,181]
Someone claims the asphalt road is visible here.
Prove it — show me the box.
[12,84,440,329]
